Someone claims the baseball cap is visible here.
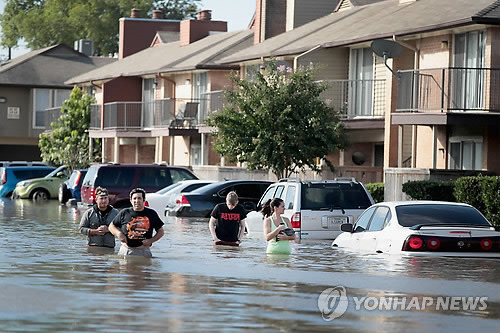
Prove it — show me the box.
[95,187,109,197]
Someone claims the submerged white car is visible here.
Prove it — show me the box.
[332,201,500,257]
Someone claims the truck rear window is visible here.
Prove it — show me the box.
[300,183,372,210]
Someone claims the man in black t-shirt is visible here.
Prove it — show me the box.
[209,191,247,246]
[109,188,164,257]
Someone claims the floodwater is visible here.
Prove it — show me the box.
[0,199,499,333]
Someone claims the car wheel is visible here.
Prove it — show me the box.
[59,183,71,204]
[32,189,49,201]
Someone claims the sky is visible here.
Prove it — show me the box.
[0,0,256,59]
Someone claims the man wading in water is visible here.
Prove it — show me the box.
[209,191,247,246]
[109,188,164,257]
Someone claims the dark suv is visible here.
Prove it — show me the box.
[80,164,198,208]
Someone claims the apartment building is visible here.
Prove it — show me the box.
[219,0,500,189]
[0,44,115,161]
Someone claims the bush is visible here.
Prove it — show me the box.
[480,176,500,226]
[454,175,486,215]
[365,183,384,203]
[402,180,456,201]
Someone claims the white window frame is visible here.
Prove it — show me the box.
[448,136,483,170]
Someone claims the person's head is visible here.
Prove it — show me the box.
[226,191,238,209]
[94,186,110,211]
[261,198,285,217]
[129,188,146,211]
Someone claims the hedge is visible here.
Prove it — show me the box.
[402,180,456,202]
[365,183,384,203]
[401,176,500,226]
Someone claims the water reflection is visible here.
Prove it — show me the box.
[0,198,499,332]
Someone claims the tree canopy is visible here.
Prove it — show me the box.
[0,0,201,56]
[207,61,349,179]
[39,87,100,170]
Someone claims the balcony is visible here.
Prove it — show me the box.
[90,98,213,131]
[43,107,63,131]
[396,67,500,113]
[318,79,386,119]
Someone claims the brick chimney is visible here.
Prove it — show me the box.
[180,9,227,47]
[119,8,180,59]
[254,0,286,44]
[152,10,162,19]
[131,8,141,18]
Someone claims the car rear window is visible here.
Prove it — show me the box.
[300,183,372,210]
[97,167,135,187]
[12,169,53,180]
[395,204,491,227]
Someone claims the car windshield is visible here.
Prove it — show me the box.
[157,182,183,195]
[300,183,372,209]
[45,166,67,178]
[395,204,491,227]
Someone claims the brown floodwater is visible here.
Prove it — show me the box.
[0,198,499,332]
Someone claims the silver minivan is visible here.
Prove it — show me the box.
[245,178,375,240]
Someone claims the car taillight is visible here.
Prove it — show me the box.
[89,187,95,202]
[0,171,5,185]
[145,201,149,207]
[402,236,424,251]
[177,195,190,205]
[291,212,301,229]
[426,237,440,250]
[74,172,82,186]
[480,238,493,251]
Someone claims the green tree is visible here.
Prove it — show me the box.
[207,61,349,179]
[39,87,100,170]
[0,0,201,56]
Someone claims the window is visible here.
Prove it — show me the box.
[98,168,135,187]
[259,186,278,206]
[140,168,171,187]
[353,206,376,232]
[301,183,372,210]
[33,88,71,128]
[169,168,197,183]
[284,186,296,210]
[453,31,485,110]
[34,89,50,128]
[367,206,391,231]
[142,78,155,128]
[275,185,286,199]
[449,138,482,170]
[349,48,374,117]
[233,184,263,200]
[395,204,490,227]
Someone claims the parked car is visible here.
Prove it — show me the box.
[332,201,500,257]
[59,169,87,204]
[145,179,217,219]
[80,163,198,208]
[0,161,50,167]
[245,178,375,240]
[12,165,70,200]
[0,166,56,197]
[167,180,273,218]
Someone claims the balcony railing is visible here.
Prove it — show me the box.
[44,107,63,130]
[318,79,386,119]
[397,67,500,112]
[90,98,215,131]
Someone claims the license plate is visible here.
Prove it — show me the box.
[328,216,347,224]
[322,216,348,228]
